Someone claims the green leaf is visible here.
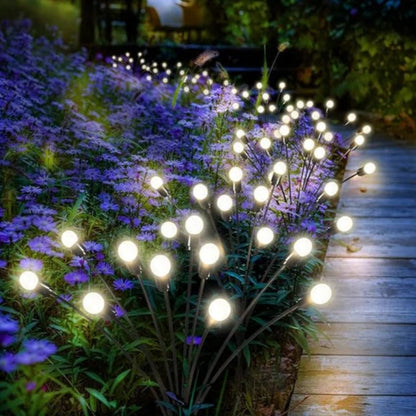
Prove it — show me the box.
[86,388,115,409]
[243,344,251,366]
[110,369,131,395]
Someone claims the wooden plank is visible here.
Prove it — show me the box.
[339,199,416,218]
[294,356,416,395]
[321,276,416,298]
[314,296,416,324]
[309,323,416,356]
[323,258,416,278]
[290,394,416,416]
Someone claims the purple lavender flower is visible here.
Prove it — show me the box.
[0,352,17,373]
[32,216,57,233]
[0,314,19,347]
[113,278,134,291]
[28,236,62,257]
[113,304,125,318]
[19,258,43,272]
[64,270,89,285]
[70,256,89,270]
[0,260,7,268]
[83,241,103,252]
[25,381,37,391]
[185,336,202,345]
[16,339,57,365]
[96,261,114,276]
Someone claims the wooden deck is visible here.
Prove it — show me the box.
[290,132,416,415]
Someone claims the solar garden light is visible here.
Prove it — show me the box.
[343,161,377,182]
[150,175,170,197]
[60,229,85,255]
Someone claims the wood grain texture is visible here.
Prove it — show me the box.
[290,395,416,416]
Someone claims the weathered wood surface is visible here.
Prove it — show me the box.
[290,394,416,416]
[290,133,416,415]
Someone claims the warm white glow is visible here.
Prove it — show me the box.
[183,86,190,93]
[257,105,265,114]
[290,110,299,120]
[278,81,286,90]
[228,166,243,182]
[208,298,231,322]
[324,132,334,142]
[215,193,233,212]
[203,89,209,95]
[242,90,250,99]
[262,92,270,101]
[306,100,314,108]
[150,254,172,278]
[150,175,163,190]
[286,104,294,112]
[192,183,209,201]
[185,215,204,235]
[231,87,238,95]
[281,115,291,124]
[279,125,290,137]
[316,121,327,132]
[363,162,376,175]
[283,93,290,102]
[254,186,269,203]
[118,240,139,263]
[223,80,229,86]
[296,100,305,109]
[202,70,208,77]
[273,161,287,176]
[256,82,263,89]
[260,137,272,150]
[160,221,178,239]
[236,129,245,139]
[269,104,277,112]
[199,243,221,266]
[256,227,274,246]
[19,271,39,291]
[347,112,357,123]
[311,111,320,120]
[354,135,365,146]
[362,124,372,134]
[324,181,339,197]
[233,141,245,154]
[61,230,79,248]
[310,283,332,305]
[336,216,353,232]
[326,99,335,109]
[177,61,183,68]
[303,138,315,151]
[314,146,326,160]
[232,102,240,110]
[293,237,313,257]
[82,292,105,315]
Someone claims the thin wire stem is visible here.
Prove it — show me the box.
[164,291,179,394]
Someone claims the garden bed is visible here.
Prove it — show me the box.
[0,20,365,416]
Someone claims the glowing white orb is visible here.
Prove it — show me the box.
[269,104,277,112]
[118,240,139,263]
[150,254,172,278]
[254,186,269,203]
[316,121,327,132]
[306,100,314,108]
[278,81,286,90]
[324,181,339,197]
[82,292,105,315]
[208,298,231,322]
[262,92,270,101]
[283,93,291,102]
[326,99,335,109]
[286,104,294,112]
[185,215,204,236]
[303,138,315,151]
[291,110,299,120]
[336,216,353,232]
[192,183,209,201]
[310,283,332,305]
[228,166,243,183]
[293,237,313,257]
[273,161,287,176]
[242,90,250,99]
[354,135,365,146]
[363,162,376,175]
[199,243,221,266]
[150,176,163,190]
[203,89,209,95]
[216,195,233,212]
[257,105,265,114]
[233,141,245,154]
[311,111,320,120]
[260,137,272,150]
[314,146,326,160]
[232,102,240,110]
[160,221,178,239]
[231,87,238,95]
[281,115,291,124]
[296,100,305,109]
[236,129,245,139]
[347,112,357,123]
[256,82,263,89]
[19,271,39,291]
[362,125,372,134]
[61,230,79,248]
[324,132,334,142]
[256,227,274,246]
[279,125,290,137]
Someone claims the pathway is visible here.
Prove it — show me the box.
[289,130,416,415]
